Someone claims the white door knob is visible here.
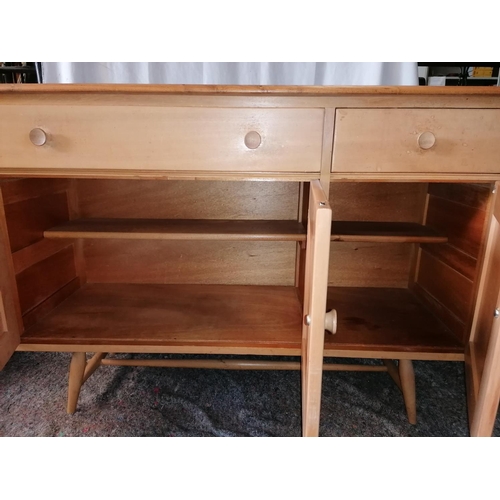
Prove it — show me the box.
[325,309,337,334]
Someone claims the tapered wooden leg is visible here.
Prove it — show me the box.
[383,359,402,390]
[399,359,417,425]
[82,352,107,383]
[67,352,86,414]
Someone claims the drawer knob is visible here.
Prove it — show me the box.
[244,131,261,149]
[418,131,436,150]
[29,128,47,146]
[325,309,337,335]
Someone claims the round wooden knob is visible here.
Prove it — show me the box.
[418,131,436,150]
[325,309,337,335]
[29,128,47,146]
[244,131,261,149]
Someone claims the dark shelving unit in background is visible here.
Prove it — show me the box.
[0,62,42,84]
[418,62,500,86]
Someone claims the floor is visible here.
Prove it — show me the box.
[1,351,499,437]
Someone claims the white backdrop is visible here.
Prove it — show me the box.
[42,62,418,85]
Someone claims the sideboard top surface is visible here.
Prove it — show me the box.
[2,84,500,96]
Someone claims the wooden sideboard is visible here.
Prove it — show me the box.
[1,84,500,437]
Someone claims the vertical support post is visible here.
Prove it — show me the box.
[399,359,417,425]
[67,352,86,414]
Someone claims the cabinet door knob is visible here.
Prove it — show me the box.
[29,128,47,146]
[244,131,261,149]
[418,131,436,150]
[325,309,337,335]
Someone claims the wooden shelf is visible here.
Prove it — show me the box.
[20,284,303,354]
[44,218,306,241]
[20,283,465,360]
[324,287,464,360]
[331,221,448,243]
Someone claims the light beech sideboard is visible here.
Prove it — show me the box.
[1,84,500,437]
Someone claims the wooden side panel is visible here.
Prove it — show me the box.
[16,246,77,314]
[427,183,490,212]
[417,251,473,323]
[0,178,70,205]
[425,195,485,256]
[4,192,70,252]
[469,235,500,392]
[467,186,500,436]
[0,189,23,369]
[12,239,73,275]
[412,282,467,344]
[470,317,500,436]
[76,180,299,220]
[22,278,81,330]
[415,183,491,344]
[1,179,82,329]
[329,243,412,288]
[420,243,476,282]
[84,240,296,286]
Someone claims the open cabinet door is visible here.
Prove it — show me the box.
[0,189,22,370]
[301,180,332,437]
[467,183,500,436]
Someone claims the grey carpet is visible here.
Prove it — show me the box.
[1,352,499,437]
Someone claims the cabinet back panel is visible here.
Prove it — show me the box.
[84,240,296,286]
[329,242,412,288]
[329,183,426,222]
[76,180,299,220]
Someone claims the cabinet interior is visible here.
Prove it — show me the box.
[1,178,305,355]
[0,177,493,361]
[326,182,492,360]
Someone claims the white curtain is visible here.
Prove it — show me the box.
[42,62,418,85]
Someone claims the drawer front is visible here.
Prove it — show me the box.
[333,109,500,174]
[0,105,324,173]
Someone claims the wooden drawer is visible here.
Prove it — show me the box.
[332,109,500,174]
[0,105,324,174]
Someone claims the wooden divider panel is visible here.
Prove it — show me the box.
[1,179,81,332]
[415,183,492,344]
